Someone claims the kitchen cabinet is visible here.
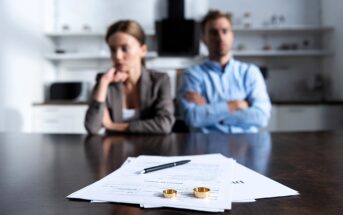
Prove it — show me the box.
[32,104,88,134]
[273,105,325,132]
[270,104,343,132]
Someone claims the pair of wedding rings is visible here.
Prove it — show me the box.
[163,187,210,199]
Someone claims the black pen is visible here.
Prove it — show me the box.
[139,160,191,174]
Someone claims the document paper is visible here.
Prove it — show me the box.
[68,154,234,212]
[68,153,299,212]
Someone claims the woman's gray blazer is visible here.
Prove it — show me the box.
[85,68,175,134]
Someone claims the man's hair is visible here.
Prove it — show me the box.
[201,10,232,33]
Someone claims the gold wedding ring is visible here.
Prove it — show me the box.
[193,187,210,198]
[163,189,177,198]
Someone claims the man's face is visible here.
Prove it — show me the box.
[203,17,233,58]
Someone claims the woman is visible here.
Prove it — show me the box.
[85,20,175,134]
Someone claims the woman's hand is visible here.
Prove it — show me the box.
[94,68,128,102]
[102,108,129,132]
[101,68,129,85]
[102,108,113,129]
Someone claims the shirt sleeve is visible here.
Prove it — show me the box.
[221,65,271,128]
[178,68,232,128]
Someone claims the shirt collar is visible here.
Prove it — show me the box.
[204,57,236,74]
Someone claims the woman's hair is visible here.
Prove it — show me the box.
[105,20,146,45]
[105,20,146,65]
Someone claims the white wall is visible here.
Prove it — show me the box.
[185,0,209,20]
[0,0,5,131]
[322,0,343,100]
[0,0,47,132]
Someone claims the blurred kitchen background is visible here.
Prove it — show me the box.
[0,0,342,133]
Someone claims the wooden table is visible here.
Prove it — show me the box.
[0,131,342,214]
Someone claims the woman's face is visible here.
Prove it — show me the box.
[107,32,147,73]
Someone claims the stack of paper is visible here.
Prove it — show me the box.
[67,154,298,212]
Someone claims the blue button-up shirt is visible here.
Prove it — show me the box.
[178,58,271,133]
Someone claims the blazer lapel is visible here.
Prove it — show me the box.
[140,68,151,109]
[109,83,123,122]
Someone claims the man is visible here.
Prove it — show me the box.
[178,10,271,133]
